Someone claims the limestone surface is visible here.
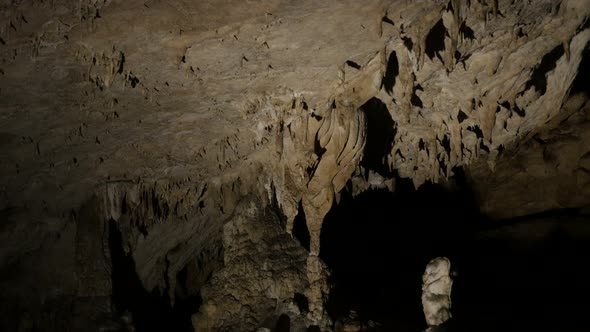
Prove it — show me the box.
[0,0,589,331]
[421,257,453,328]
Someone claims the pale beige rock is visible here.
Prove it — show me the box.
[421,257,453,328]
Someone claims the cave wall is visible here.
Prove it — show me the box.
[0,0,589,331]
[467,94,590,219]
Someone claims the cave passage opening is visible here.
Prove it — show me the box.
[318,172,589,331]
[108,219,202,332]
[359,97,396,177]
[319,174,478,330]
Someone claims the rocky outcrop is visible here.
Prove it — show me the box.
[192,196,331,331]
[467,94,590,219]
[381,0,590,188]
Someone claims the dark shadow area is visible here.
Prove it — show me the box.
[576,16,590,33]
[274,313,291,332]
[402,36,413,53]
[320,174,480,330]
[108,219,202,332]
[293,202,311,251]
[512,103,526,117]
[459,21,475,42]
[410,89,423,108]
[319,170,590,331]
[425,19,447,62]
[467,125,483,139]
[360,97,396,176]
[457,110,468,123]
[382,15,394,26]
[569,41,589,96]
[524,44,565,96]
[346,60,361,70]
[451,216,590,332]
[294,293,309,314]
[382,51,399,94]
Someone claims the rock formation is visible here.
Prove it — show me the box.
[421,257,453,330]
[192,196,331,331]
[0,0,589,331]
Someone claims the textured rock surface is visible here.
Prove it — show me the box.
[421,257,453,329]
[382,0,590,188]
[192,196,331,331]
[0,0,589,330]
[468,94,590,219]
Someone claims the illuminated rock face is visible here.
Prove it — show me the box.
[421,257,453,329]
[0,0,589,331]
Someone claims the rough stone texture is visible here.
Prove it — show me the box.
[382,0,590,188]
[0,0,589,330]
[192,196,331,331]
[468,94,590,219]
[421,257,453,329]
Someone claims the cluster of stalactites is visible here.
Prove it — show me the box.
[380,0,589,187]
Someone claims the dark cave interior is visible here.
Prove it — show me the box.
[106,46,590,329]
[315,175,589,332]
[289,87,590,331]
[108,219,201,332]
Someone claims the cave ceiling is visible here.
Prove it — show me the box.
[1,0,589,330]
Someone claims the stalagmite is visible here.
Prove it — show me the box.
[421,257,454,330]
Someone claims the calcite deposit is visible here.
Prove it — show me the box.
[421,257,453,329]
